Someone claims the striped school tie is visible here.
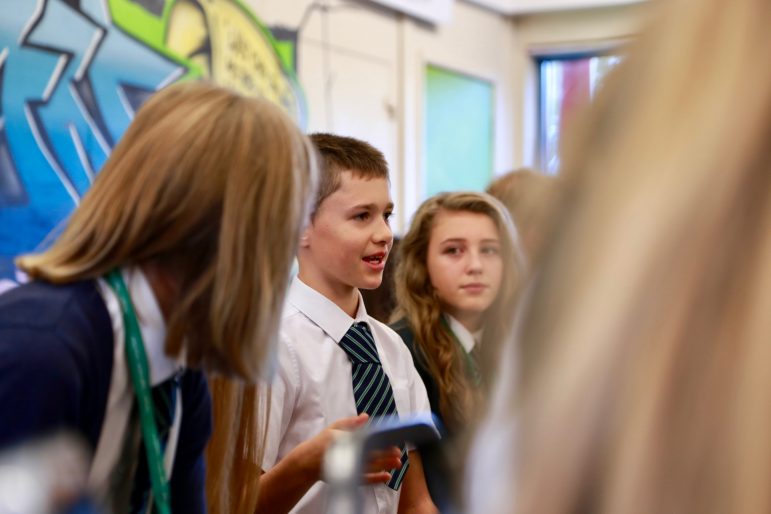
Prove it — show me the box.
[339,322,409,490]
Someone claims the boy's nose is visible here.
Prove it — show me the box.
[372,217,393,245]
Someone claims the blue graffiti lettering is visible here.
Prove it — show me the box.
[0,0,184,278]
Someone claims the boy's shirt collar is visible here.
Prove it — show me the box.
[288,276,369,342]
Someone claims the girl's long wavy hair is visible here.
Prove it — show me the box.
[393,192,523,431]
[16,81,318,514]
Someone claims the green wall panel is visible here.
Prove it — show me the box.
[424,65,494,197]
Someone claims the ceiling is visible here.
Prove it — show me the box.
[466,0,643,15]
[363,0,643,25]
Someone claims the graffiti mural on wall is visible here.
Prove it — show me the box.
[0,0,303,278]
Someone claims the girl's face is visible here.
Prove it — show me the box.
[426,209,504,326]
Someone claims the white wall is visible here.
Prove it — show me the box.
[247,0,403,226]
[399,1,516,227]
[247,0,400,177]
[246,0,647,231]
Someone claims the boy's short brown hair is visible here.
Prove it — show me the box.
[309,133,389,214]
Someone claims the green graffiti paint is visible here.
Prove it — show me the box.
[106,0,306,124]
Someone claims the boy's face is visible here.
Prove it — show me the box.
[300,171,394,294]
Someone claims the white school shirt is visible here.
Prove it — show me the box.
[262,277,433,514]
[88,267,184,507]
[445,314,482,354]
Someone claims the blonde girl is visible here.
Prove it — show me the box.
[467,0,771,512]
[0,82,316,514]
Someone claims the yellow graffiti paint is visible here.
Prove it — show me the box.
[166,2,210,77]
[166,0,300,119]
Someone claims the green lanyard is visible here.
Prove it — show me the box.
[440,317,481,386]
[104,270,172,514]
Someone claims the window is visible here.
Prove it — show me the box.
[537,52,622,174]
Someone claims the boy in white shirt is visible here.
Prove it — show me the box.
[257,134,437,514]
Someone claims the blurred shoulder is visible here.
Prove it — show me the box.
[388,317,415,347]
[0,279,112,359]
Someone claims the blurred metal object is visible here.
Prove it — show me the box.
[0,433,90,514]
[323,430,365,514]
[323,414,440,514]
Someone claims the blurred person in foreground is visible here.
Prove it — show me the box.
[0,82,317,514]
[466,0,771,512]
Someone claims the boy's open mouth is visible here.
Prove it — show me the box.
[362,252,387,265]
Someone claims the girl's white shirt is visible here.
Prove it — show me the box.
[444,314,482,353]
[88,267,184,505]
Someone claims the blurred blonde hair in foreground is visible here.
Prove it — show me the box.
[512,0,771,513]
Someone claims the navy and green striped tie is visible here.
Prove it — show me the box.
[339,322,409,490]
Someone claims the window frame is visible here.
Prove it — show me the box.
[532,41,625,173]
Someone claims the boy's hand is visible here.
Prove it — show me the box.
[363,446,403,484]
[298,413,403,485]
